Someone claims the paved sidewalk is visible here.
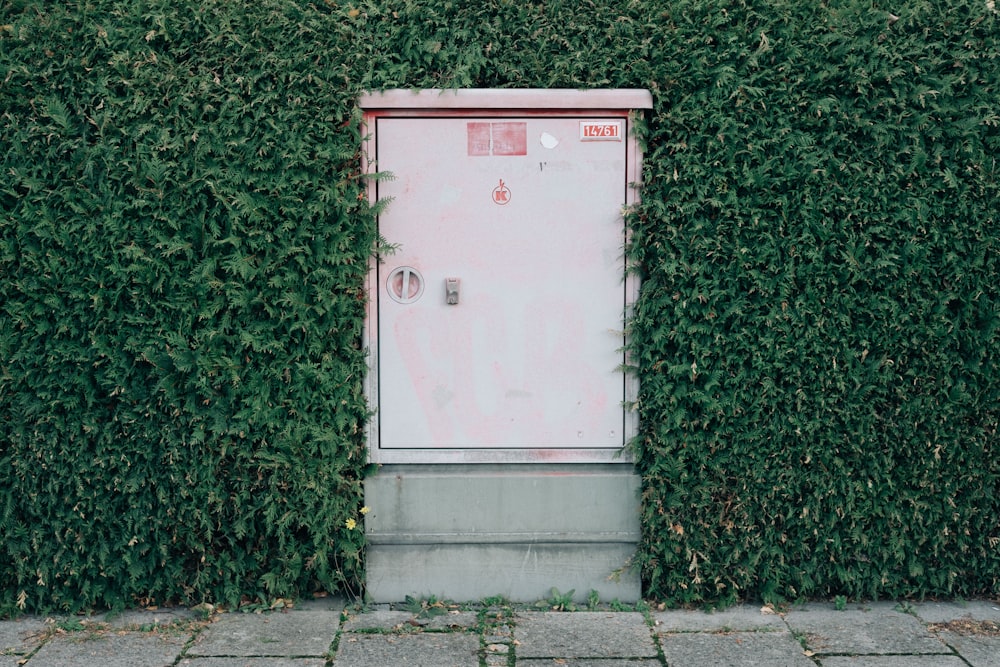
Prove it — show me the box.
[1,598,998,666]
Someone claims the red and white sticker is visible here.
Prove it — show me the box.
[579,120,622,141]
[468,122,527,156]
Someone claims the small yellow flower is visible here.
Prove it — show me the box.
[359,506,370,515]
[345,518,357,530]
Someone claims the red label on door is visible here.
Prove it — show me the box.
[579,120,622,141]
[491,122,527,155]
[467,122,491,156]
[467,122,527,156]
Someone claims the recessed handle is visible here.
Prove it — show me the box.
[386,266,424,304]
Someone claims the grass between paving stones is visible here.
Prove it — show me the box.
[400,594,453,620]
[529,588,652,614]
[339,600,496,667]
[339,599,482,638]
[28,615,211,644]
[649,625,669,666]
[347,593,652,620]
[5,614,213,666]
[711,625,782,636]
[343,595,657,667]
[322,606,355,660]
[478,594,658,667]
[789,628,826,660]
[928,619,1000,636]
[477,600,516,667]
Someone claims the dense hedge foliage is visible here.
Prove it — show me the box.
[1,0,375,613]
[626,0,1000,604]
[2,0,997,612]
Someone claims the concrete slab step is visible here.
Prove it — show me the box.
[365,542,639,603]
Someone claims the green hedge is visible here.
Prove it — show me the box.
[1,0,374,612]
[627,0,999,604]
[1,0,997,612]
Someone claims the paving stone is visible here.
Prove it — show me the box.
[188,611,339,657]
[515,612,657,658]
[288,597,346,612]
[333,632,479,667]
[341,610,414,632]
[482,620,515,644]
[519,660,662,667]
[0,617,48,653]
[24,631,187,667]
[913,601,1000,624]
[935,632,1000,667]
[177,659,326,667]
[659,631,814,667]
[423,611,478,630]
[98,607,200,630]
[820,657,967,667]
[653,604,788,632]
[342,609,477,632]
[783,602,947,654]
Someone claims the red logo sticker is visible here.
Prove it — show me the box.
[492,179,511,205]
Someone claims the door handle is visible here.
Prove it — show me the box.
[386,266,424,304]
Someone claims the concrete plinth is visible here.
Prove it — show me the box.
[364,464,641,603]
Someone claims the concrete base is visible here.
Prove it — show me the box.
[366,542,638,603]
[364,464,641,603]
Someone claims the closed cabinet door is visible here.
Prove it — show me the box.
[374,115,630,454]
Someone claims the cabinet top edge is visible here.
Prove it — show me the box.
[359,89,653,111]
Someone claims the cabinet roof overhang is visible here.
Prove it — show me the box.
[359,88,653,111]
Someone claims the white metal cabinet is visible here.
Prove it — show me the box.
[363,90,649,463]
[360,89,652,603]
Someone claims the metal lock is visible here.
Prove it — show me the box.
[445,278,460,305]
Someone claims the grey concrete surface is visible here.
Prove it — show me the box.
[366,542,640,604]
[340,609,414,632]
[25,631,188,667]
[819,657,968,667]
[934,632,1000,667]
[0,616,47,654]
[187,609,340,657]
[341,609,478,632]
[659,630,816,667]
[365,464,641,603]
[514,611,658,658]
[913,600,1000,623]
[178,660,326,667]
[98,607,200,629]
[2,599,999,666]
[518,661,661,666]
[654,605,788,632]
[784,601,949,654]
[334,633,480,667]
